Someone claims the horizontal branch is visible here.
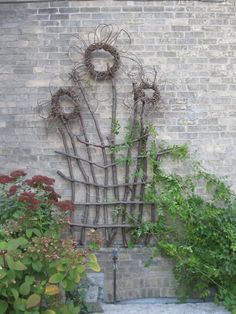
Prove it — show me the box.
[57,170,151,188]
[76,133,148,149]
[75,201,154,206]
[55,150,147,169]
[69,223,136,229]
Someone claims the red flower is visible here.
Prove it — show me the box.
[25,175,55,188]
[18,192,40,210]
[56,200,75,211]
[0,175,14,184]
[10,170,27,178]
[7,185,18,197]
[45,186,61,202]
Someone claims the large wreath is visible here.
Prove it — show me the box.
[84,43,121,81]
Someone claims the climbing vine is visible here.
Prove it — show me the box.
[127,139,236,313]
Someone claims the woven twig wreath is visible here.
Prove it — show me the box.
[51,88,80,120]
[84,43,120,81]
[134,81,160,105]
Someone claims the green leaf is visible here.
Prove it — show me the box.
[26,294,41,309]
[0,241,7,250]
[0,300,8,314]
[7,239,20,251]
[87,261,101,272]
[20,282,31,296]
[76,265,85,273]
[74,273,80,283]
[32,228,41,236]
[49,273,65,284]
[5,255,15,270]
[56,264,65,272]
[32,261,42,272]
[18,237,28,246]
[0,271,6,280]
[13,298,26,311]
[26,229,33,238]
[43,311,56,314]
[14,261,27,271]
[87,254,100,272]
[11,288,19,300]
[7,237,28,251]
[25,275,35,285]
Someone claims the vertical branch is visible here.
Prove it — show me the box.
[121,89,139,246]
[77,112,101,228]
[107,79,120,246]
[130,102,150,225]
[63,122,90,245]
[58,127,76,232]
[79,83,110,243]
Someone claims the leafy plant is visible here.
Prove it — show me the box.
[0,171,100,314]
[129,141,236,313]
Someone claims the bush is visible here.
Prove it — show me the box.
[0,171,100,314]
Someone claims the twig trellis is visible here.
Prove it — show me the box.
[40,25,162,247]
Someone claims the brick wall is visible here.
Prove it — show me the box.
[0,0,236,300]
[0,0,235,191]
[96,248,176,302]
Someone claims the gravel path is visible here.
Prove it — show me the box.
[97,302,230,314]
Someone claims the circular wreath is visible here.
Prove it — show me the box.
[134,81,160,105]
[51,88,80,120]
[84,43,120,81]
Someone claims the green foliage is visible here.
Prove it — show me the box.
[111,119,120,135]
[129,141,236,313]
[0,172,100,313]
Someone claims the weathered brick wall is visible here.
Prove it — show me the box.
[96,248,176,302]
[0,0,235,191]
[0,0,236,300]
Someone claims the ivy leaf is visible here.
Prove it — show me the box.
[49,273,65,284]
[0,300,8,314]
[26,294,41,309]
[43,311,56,314]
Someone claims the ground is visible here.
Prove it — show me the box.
[96,302,230,314]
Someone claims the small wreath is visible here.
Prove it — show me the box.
[84,43,120,81]
[134,81,160,105]
[51,88,80,121]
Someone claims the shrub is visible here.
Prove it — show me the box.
[0,171,100,314]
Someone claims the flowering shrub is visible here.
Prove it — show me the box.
[0,171,100,314]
